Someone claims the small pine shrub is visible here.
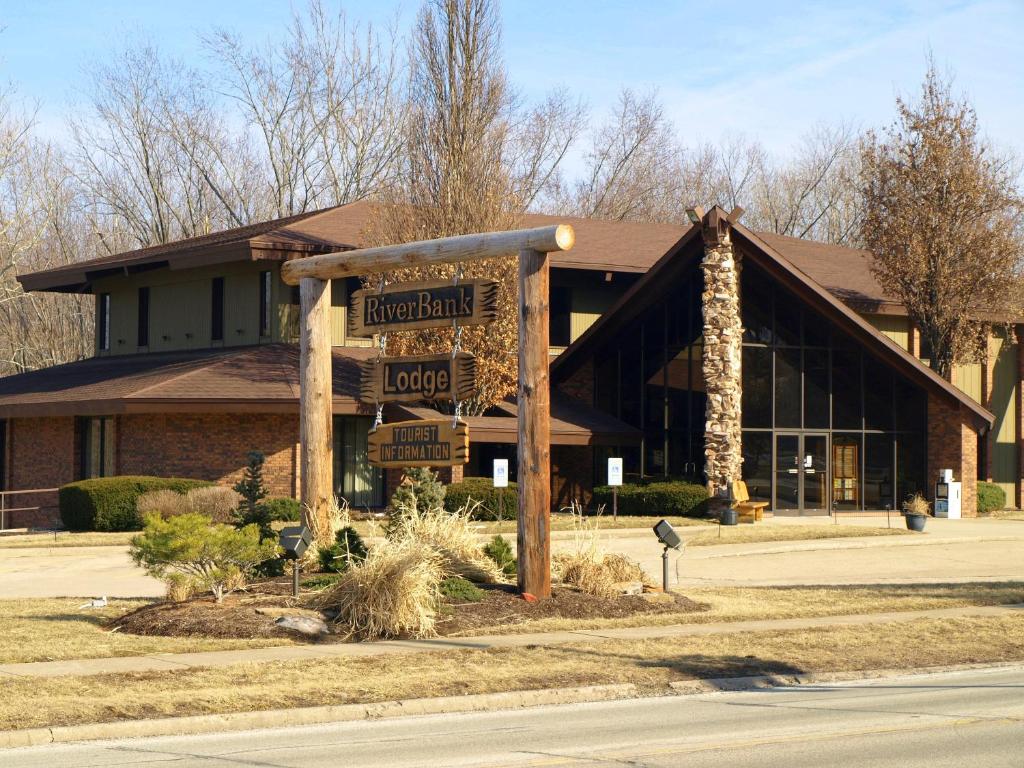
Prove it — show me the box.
[387,467,446,518]
[483,534,516,577]
[232,452,274,542]
[439,576,486,602]
[977,481,1006,515]
[317,526,369,573]
[264,497,301,522]
[130,512,279,602]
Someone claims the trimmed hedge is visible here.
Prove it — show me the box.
[591,480,709,517]
[444,477,518,521]
[977,481,1006,516]
[264,497,302,522]
[59,476,213,532]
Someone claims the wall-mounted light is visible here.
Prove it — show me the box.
[686,207,705,225]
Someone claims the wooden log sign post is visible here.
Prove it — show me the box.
[282,225,575,599]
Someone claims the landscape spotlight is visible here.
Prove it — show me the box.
[653,519,681,550]
[279,525,313,598]
[653,519,682,593]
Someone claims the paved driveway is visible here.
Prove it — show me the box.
[0,518,1021,598]
[0,546,163,598]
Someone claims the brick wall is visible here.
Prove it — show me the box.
[551,444,593,510]
[117,413,300,497]
[927,393,979,517]
[5,417,76,528]
[557,359,594,405]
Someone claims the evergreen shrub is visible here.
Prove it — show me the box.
[591,480,709,517]
[59,476,212,531]
[444,477,518,520]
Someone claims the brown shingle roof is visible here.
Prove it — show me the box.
[551,209,994,429]
[391,396,640,446]
[0,344,376,418]
[17,200,920,317]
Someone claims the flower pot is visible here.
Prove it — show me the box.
[905,513,927,532]
[720,508,739,526]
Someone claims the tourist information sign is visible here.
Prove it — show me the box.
[348,279,498,337]
[367,419,469,468]
[361,352,477,404]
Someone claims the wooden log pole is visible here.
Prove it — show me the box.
[299,276,334,548]
[281,224,574,284]
[517,247,552,599]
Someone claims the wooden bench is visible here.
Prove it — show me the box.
[732,480,769,523]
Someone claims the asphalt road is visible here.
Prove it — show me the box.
[5,665,1023,767]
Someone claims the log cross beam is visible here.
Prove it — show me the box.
[284,224,575,600]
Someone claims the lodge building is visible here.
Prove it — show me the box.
[0,201,1014,527]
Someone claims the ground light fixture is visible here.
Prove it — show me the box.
[279,525,313,597]
[653,519,683,592]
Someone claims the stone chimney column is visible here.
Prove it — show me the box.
[698,207,743,505]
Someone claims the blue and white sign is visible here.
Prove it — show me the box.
[493,458,509,488]
[607,457,623,487]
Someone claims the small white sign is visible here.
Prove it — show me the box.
[493,459,509,488]
[607,457,623,487]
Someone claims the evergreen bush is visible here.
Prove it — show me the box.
[977,481,1006,515]
[439,576,485,602]
[59,476,212,531]
[483,534,516,577]
[444,477,518,521]
[264,497,302,522]
[317,525,369,573]
[591,480,709,517]
[387,467,446,517]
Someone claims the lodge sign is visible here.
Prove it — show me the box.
[348,279,498,337]
[367,419,470,468]
[361,352,477,404]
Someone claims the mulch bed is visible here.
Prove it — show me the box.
[109,578,706,642]
[435,584,705,636]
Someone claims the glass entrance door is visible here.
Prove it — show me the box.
[774,433,829,513]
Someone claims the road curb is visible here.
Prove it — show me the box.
[0,683,639,749]
[667,660,1024,695]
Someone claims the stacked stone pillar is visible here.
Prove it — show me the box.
[698,208,743,507]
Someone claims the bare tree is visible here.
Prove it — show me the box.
[859,61,1024,379]
[0,93,93,373]
[204,0,405,217]
[368,0,582,413]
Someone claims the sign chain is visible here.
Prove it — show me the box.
[451,265,465,427]
[373,275,388,430]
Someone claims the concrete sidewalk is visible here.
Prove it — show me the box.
[1,602,1020,680]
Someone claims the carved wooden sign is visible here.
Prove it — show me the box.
[348,279,498,337]
[361,352,476,404]
[367,419,469,468]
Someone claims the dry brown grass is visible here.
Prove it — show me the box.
[552,507,651,597]
[448,582,1024,636]
[389,503,503,583]
[1,613,1021,731]
[686,524,909,547]
[990,509,1024,521]
[317,540,443,640]
[0,599,293,664]
[0,531,137,548]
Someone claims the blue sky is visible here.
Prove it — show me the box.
[2,0,1023,160]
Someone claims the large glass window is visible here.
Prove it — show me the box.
[79,417,115,479]
[98,293,111,351]
[258,270,272,338]
[333,416,383,508]
[739,264,926,512]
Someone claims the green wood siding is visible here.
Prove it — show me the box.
[863,314,910,350]
[989,331,1018,500]
[569,288,611,343]
[954,362,983,403]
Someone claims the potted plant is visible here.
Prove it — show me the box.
[902,493,930,532]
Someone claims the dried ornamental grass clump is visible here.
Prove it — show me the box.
[318,540,443,640]
[388,502,502,584]
[553,500,650,597]
[903,493,931,516]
